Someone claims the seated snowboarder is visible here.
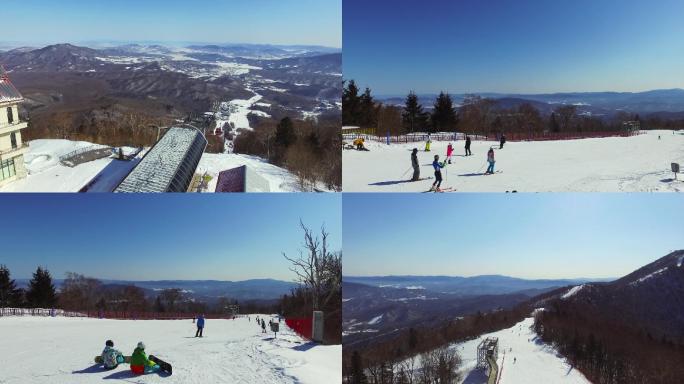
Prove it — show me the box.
[101,340,124,370]
[353,137,367,151]
[196,314,205,337]
[130,342,160,375]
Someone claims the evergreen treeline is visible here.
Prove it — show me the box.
[535,300,684,384]
[343,305,530,384]
[342,81,675,136]
[0,265,58,308]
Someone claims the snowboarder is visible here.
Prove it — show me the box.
[431,155,446,191]
[465,136,472,156]
[411,148,420,181]
[195,314,205,337]
[446,143,454,164]
[101,340,124,370]
[261,319,267,333]
[486,148,496,174]
[499,134,506,149]
[514,357,517,364]
[425,138,432,152]
[353,137,368,151]
[130,342,160,375]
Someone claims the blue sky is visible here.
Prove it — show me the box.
[344,0,684,95]
[343,194,683,280]
[0,194,341,281]
[1,0,341,47]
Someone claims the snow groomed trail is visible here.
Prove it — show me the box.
[0,315,341,384]
[343,130,684,192]
[455,317,590,384]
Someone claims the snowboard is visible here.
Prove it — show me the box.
[483,170,503,175]
[94,355,131,364]
[149,355,173,375]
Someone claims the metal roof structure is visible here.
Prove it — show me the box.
[215,165,271,193]
[0,65,23,104]
[115,125,207,193]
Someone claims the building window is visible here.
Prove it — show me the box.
[10,132,17,149]
[7,107,14,124]
[0,159,16,181]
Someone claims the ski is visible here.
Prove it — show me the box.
[149,355,172,375]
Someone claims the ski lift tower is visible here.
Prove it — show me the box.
[477,337,499,371]
[622,120,640,135]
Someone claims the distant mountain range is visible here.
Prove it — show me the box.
[379,89,684,117]
[15,278,298,302]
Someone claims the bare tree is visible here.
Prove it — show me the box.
[283,220,342,311]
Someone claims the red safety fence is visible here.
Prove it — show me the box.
[487,130,642,142]
[285,316,312,340]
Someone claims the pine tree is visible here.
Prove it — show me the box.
[549,112,560,133]
[342,80,361,126]
[0,265,22,307]
[431,92,458,133]
[273,117,297,164]
[25,267,57,308]
[350,350,367,384]
[359,87,377,128]
[402,92,428,133]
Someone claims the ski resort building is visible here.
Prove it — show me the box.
[114,126,207,193]
[477,337,500,383]
[0,65,28,188]
[214,165,271,192]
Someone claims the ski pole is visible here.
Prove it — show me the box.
[399,166,413,179]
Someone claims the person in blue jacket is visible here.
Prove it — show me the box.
[195,314,205,337]
[431,155,446,191]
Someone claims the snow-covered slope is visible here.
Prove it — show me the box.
[0,139,304,192]
[454,317,590,384]
[343,130,684,192]
[0,315,340,384]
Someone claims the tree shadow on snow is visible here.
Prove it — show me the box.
[72,364,103,374]
[461,368,488,384]
[291,341,318,352]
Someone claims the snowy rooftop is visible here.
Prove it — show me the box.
[0,65,23,104]
[115,126,207,193]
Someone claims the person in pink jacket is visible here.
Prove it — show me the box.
[446,143,454,164]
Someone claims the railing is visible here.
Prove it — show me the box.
[0,307,86,317]
[486,130,643,142]
[58,144,110,163]
[0,307,242,320]
[343,133,488,144]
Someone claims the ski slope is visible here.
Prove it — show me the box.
[0,315,340,384]
[343,130,684,192]
[454,317,589,384]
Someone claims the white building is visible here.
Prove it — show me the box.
[0,65,28,187]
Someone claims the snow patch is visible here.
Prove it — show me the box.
[561,285,584,299]
[368,315,383,325]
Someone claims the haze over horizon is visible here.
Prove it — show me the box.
[344,0,684,94]
[0,194,342,282]
[343,194,683,280]
[1,0,342,48]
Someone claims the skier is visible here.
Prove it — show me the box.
[101,340,124,370]
[499,134,506,149]
[411,148,420,181]
[261,319,267,334]
[130,342,160,375]
[465,136,472,156]
[425,138,432,152]
[446,143,454,164]
[486,147,496,174]
[431,155,446,191]
[195,314,205,337]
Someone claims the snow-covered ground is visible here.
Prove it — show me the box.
[0,139,305,192]
[343,130,684,192]
[0,315,340,384]
[451,317,590,384]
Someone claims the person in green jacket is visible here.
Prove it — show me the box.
[130,342,160,375]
